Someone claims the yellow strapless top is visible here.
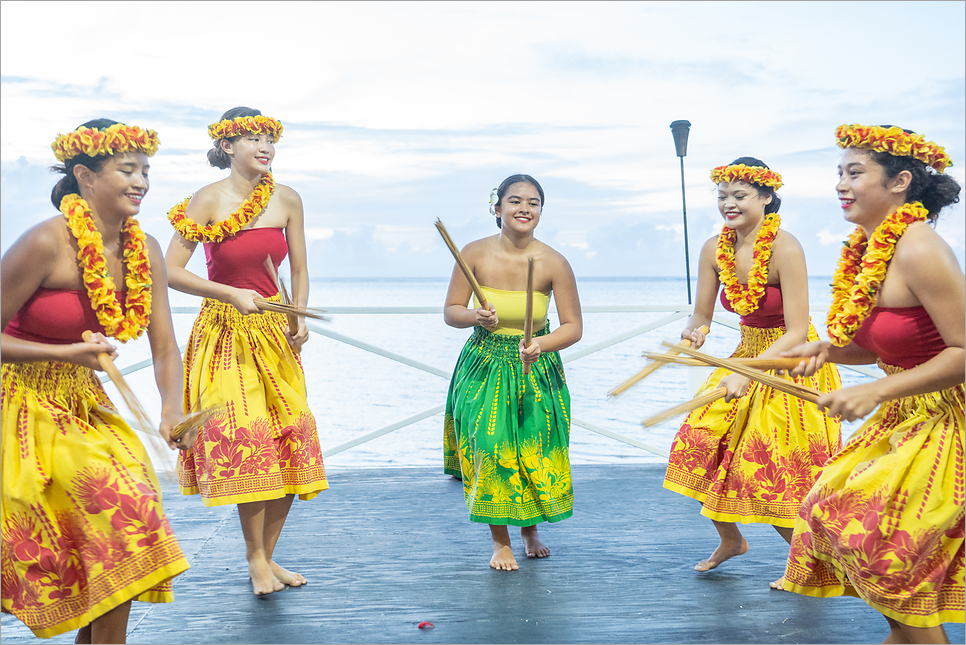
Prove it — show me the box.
[473,286,551,335]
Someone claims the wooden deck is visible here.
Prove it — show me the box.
[2,464,963,644]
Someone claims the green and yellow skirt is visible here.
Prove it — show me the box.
[663,323,842,527]
[177,296,328,506]
[784,368,964,628]
[444,325,573,527]
[1,361,188,638]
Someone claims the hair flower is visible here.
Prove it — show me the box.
[710,164,783,190]
[835,124,952,173]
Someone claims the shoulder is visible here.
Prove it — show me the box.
[894,221,958,268]
[272,182,303,208]
[772,228,804,256]
[183,182,225,223]
[9,217,68,262]
[535,240,575,274]
[461,235,498,259]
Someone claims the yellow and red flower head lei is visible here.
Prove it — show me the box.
[168,173,275,243]
[826,202,929,346]
[716,213,781,316]
[836,124,952,174]
[60,194,152,342]
[51,123,159,162]
[208,115,283,142]
[710,164,783,191]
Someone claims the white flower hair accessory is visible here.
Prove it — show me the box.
[488,188,499,216]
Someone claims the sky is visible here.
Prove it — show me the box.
[2,1,964,279]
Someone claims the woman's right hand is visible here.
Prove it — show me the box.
[781,340,830,377]
[682,327,707,349]
[476,304,499,330]
[68,332,118,371]
[227,287,263,315]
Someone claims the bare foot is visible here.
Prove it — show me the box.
[521,526,550,558]
[270,561,307,587]
[249,560,284,595]
[694,536,749,572]
[490,543,519,571]
[769,576,786,591]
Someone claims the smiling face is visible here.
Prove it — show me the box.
[716,181,771,231]
[836,148,909,233]
[78,152,150,219]
[495,181,542,233]
[223,131,275,174]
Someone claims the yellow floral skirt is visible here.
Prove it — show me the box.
[663,323,842,527]
[783,367,965,628]
[444,326,573,527]
[177,296,328,506]
[1,362,188,638]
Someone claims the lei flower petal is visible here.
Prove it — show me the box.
[826,202,929,346]
[60,194,152,342]
[167,173,275,243]
[52,124,159,162]
[836,124,952,174]
[710,164,783,190]
[716,213,780,316]
[208,115,283,142]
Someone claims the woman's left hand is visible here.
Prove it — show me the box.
[720,373,752,402]
[520,337,542,366]
[159,410,192,451]
[287,320,310,350]
[817,382,881,422]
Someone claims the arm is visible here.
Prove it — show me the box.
[442,242,497,331]
[681,237,720,348]
[815,225,965,421]
[143,236,188,450]
[163,192,261,315]
[520,252,582,365]
[282,187,310,349]
[1,223,116,369]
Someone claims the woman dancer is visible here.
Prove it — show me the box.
[443,174,582,571]
[782,125,963,642]
[1,119,190,641]
[165,107,327,596]
[662,158,842,586]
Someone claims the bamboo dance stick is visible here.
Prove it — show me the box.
[435,218,488,309]
[253,298,327,320]
[82,330,157,437]
[264,257,302,354]
[641,353,807,371]
[607,325,710,397]
[522,256,535,375]
[642,386,727,427]
[170,404,227,441]
[661,342,822,404]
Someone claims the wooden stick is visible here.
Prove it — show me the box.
[641,353,807,371]
[642,386,727,427]
[82,330,158,437]
[264,257,301,354]
[661,342,822,404]
[253,298,327,320]
[435,219,488,309]
[170,404,227,440]
[607,325,710,397]
[522,256,534,375]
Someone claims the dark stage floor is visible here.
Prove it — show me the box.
[2,464,963,644]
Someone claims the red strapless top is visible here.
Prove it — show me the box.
[4,288,111,344]
[720,284,785,328]
[205,228,288,297]
[852,306,946,370]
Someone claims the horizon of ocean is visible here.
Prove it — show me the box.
[118,275,871,473]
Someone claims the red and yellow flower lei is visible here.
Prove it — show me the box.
[52,123,159,162]
[60,194,152,341]
[836,124,952,173]
[716,212,780,316]
[208,115,283,142]
[167,173,275,243]
[710,164,783,190]
[826,202,929,346]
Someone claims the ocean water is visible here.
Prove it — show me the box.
[113,276,874,472]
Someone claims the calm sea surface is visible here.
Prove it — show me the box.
[118,277,873,472]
